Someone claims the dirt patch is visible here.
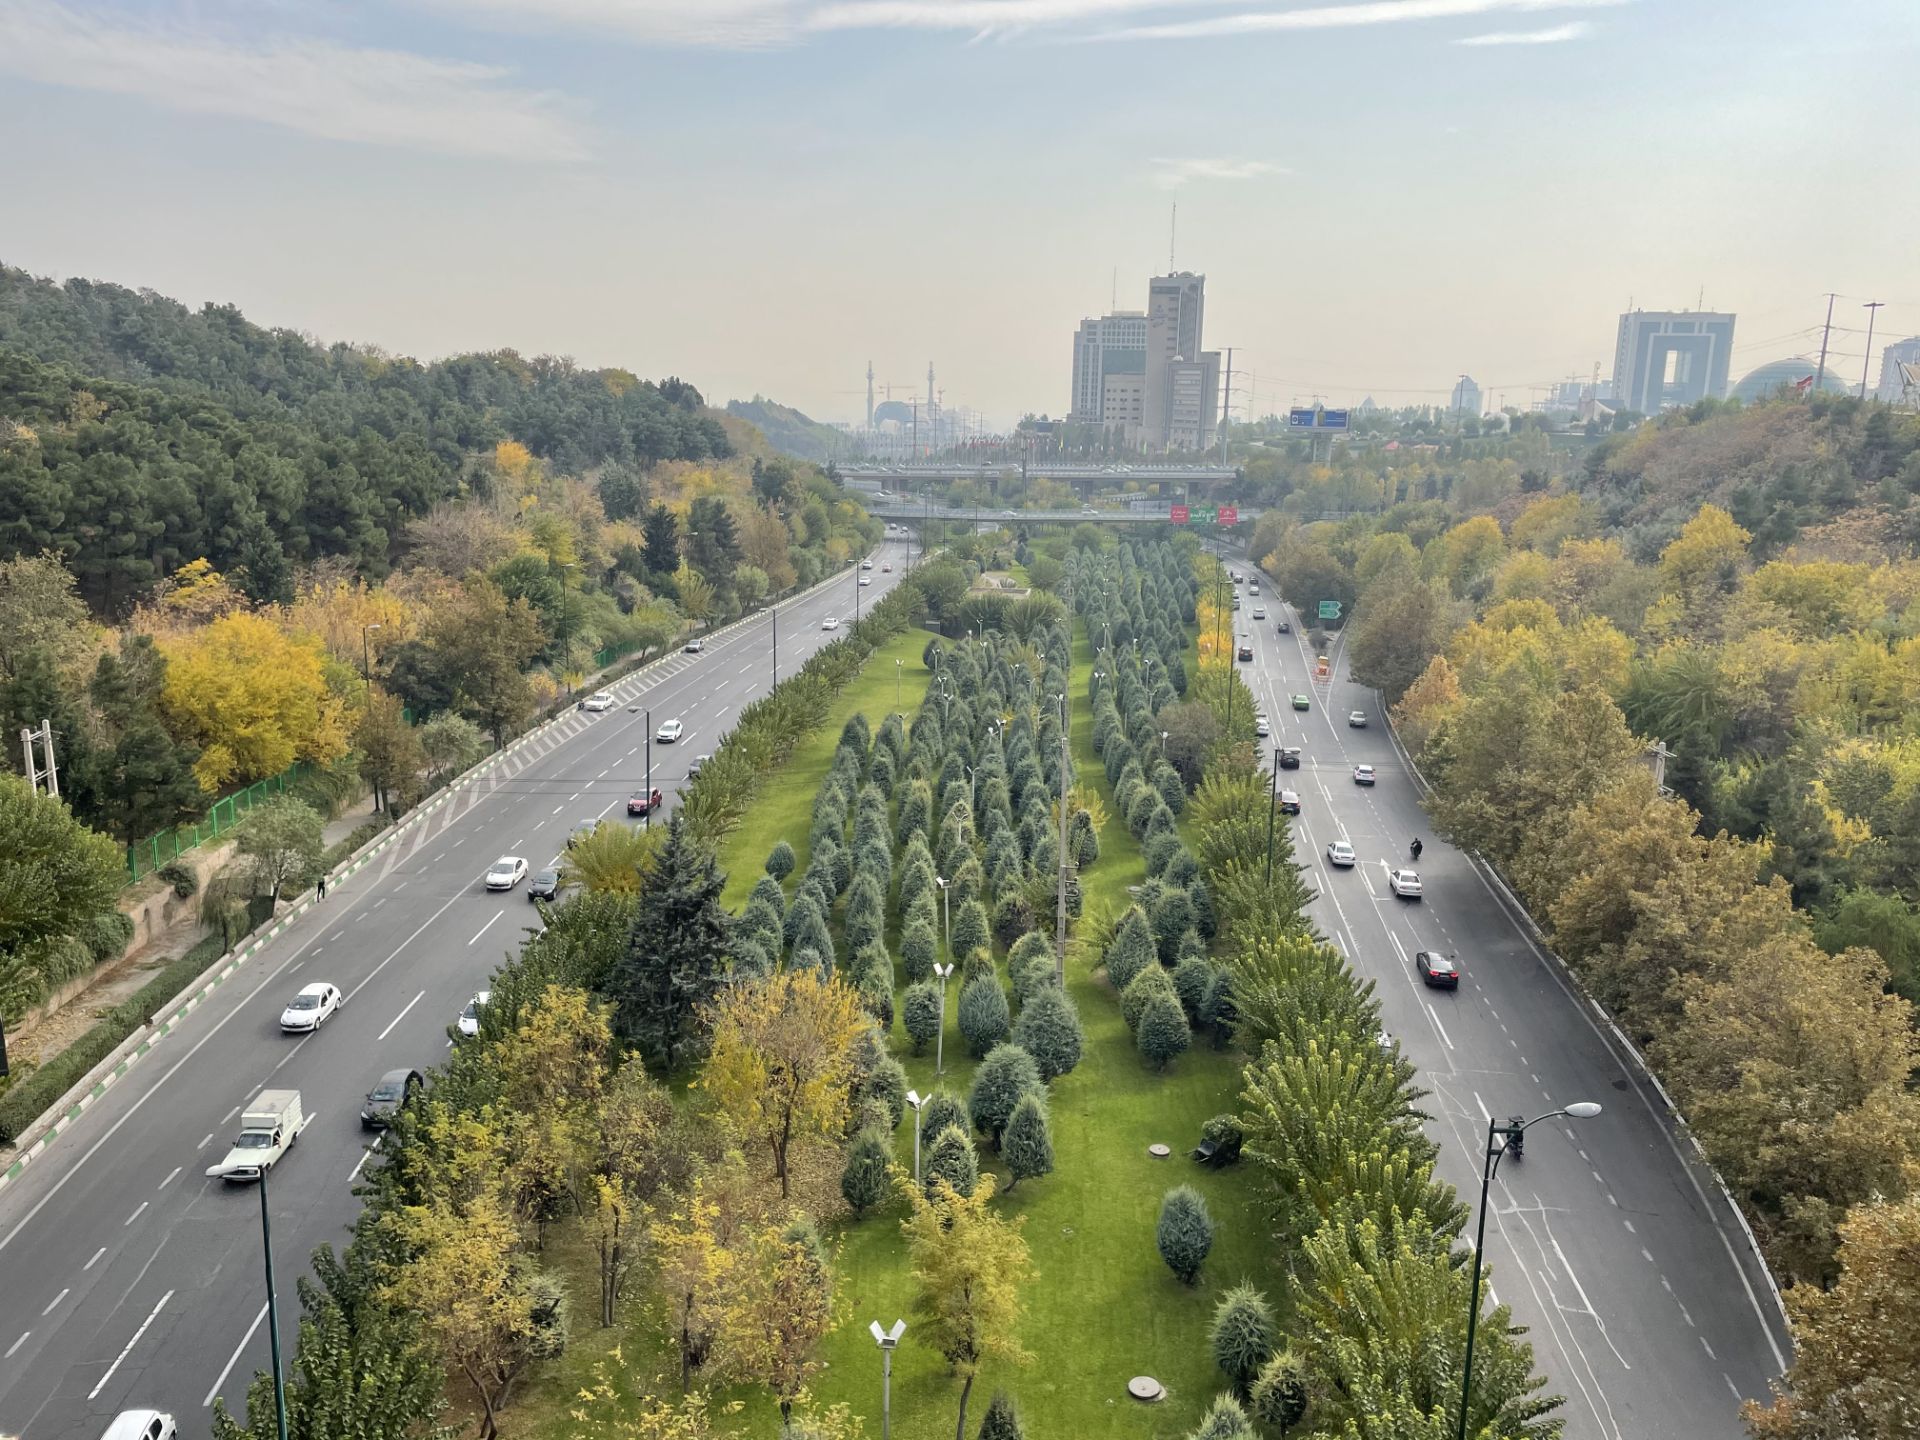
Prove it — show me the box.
[9,928,207,1068]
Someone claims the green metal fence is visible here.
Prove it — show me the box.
[124,763,313,884]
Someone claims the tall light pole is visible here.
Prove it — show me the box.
[1053,691,1070,980]
[644,709,654,830]
[906,1090,927,1183]
[771,606,778,689]
[1456,1102,1603,1440]
[869,1319,907,1440]
[932,960,954,1076]
[1265,746,1283,882]
[258,1168,290,1440]
[361,622,382,700]
[559,562,578,694]
[895,658,903,711]
[1862,301,1885,400]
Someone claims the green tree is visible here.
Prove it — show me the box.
[84,633,204,846]
[228,794,325,905]
[901,1171,1033,1440]
[923,1124,980,1199]
[562,823,661,896]
[957,974,1010,1058]
[420,577,547,746]
[1188,1394,1255,1440]
[841,1129,893,1216]
[1010,983,1082,1080]
[1001,1092,1054,1192]
[1157,1185,1214,1285]
[1104,906,1157,991]
[1137,991,1192,1070]
[418,712,488,788]
[977,1392,1025,1440]
[355,687,424,817]
[903,980,943,1054]
[610,814,730,1072]
[966,1043,1042,1148]
[1209,1283,1277,1394]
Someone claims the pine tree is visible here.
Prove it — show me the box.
[1137,992,1193,1071]
[610,813,731,1072]
[1011,983,1083,1081]
[1157,1185,1214,1285]
[967,1044,1042,1148]
[1002,1093,1054,1192]
[1209,1283,1278,1393]
[841,1130,892,1216]
[924,1124,980,1198]
[1105,906,1157,991]
[903,980,943,1054]
[977,1391,1026,1440]
[958,974,1011,1058]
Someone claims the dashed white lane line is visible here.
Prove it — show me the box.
[378,991,426,1042]
[4,1332,26,1358]
[85,1247,106,1270]
[159,1166,182,1189]
[348,1148,373,1183]
[124,1202,148,1227]
[196,1133,213,1151]
[550,803,564,815]
[204,1301,269,1407]
[40,1289,67,1316]
[90,1288,173,1400]
[468,910,505,947]
[1426,1005,1453,1050]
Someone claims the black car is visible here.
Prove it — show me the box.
[361,1067,425,1128]
[688,754,710,779]
[528,867,561,901]
[1278,747,1302,770]
[568,820,598,848]
[1277,620,1291,634]
[1415,951,1461,990]
[1237,644,1254,662]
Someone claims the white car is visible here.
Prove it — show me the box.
[1348,710,1368,728]
[457,990,491,1038]
[1326,840,1357,868]
[684,637,705,654]
[859,575,872,586]
[1254,716,1270,737]
[1253,607,1267,620]
[656,718,684,743]
[485,855,529,891]
[822,617,840,631]
[1387,868,1423,899]
[582,690,615,712]
[861,559,873,570]
[1353,763,1377,786]
[279,982,342,1033]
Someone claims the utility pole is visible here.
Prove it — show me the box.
[1219,346,1233,463]
[1055,687,1071,981]
[1862,301,1885,399]
[259,1168,290,1440]
[19,720,58,798]
[644,711,654,830]
[1265,747,1280,882]
[771,607,778,688]
[1814,292,1837,390]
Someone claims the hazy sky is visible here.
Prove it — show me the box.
[3,0,1916,427]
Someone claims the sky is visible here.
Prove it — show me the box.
[2,0,1917,428]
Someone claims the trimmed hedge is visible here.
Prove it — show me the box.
[0,932,227,1144]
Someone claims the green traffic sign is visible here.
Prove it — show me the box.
[1318,600,1342,620]
[1195,508,1217,525]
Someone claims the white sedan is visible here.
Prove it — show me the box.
[1326,840,1356,868]
[656,718,684,743]
[1387,868,1423,899]
[457,990,491,1038]
[1254,716,1270,738]
[485,855,529,891]
[859,575,873,587]
[582,690,615,712]
[822,617,840,631]
[279,981,342,1033]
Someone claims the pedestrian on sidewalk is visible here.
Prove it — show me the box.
[317,872,328,901]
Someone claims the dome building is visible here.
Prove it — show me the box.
[1730,358,1851,405]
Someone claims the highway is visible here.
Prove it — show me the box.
[1226,576,1791,1440]
[0,541,912,1439]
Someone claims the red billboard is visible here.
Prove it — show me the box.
[1218,505,1239,526]
[1170,504,1190,524]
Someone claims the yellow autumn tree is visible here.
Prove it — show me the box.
[1392,654,1463,754]
[285,574,413,670]
[160,611,348,789]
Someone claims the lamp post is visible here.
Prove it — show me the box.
[1266,747,1280,882]
[895,658,902,711]
[906,1090,927,1183]
[932,960,955,1076]
[644,709,653,830]
[870,1319,907,1440]
[771,606,778,689]
[258,1167,290,1440]
[1456,1102,1603,1440]
[1054,691,1071,978]
[361,622,382,700]
[558,562,578,695]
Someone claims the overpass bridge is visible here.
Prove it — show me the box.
[866,502,1260,527]
[843,462,1239,487]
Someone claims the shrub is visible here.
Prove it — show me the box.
[841,1130,892,1216]
[1009,950,1057,1010]
[1188,1393,1255,1440]
[967,1044,1042,1147]
[861,1054,908,1130]
[1002,1092,1054,1192]
[1157,1185,1214,1285]
[901,920,938,984]
[1172,955,1216,1024]
[80,910,136,964]
[951,898,991,960]
[1144,830,1184,879]
[977,1392,1026,1440]
[957,974,1010,1058]
[1210,1284,1277,1393]
[1011,984,1083,1081]
[1137,993,1192,1071]
[918,1089,966,1146]
[157,862,198,899]
[1249,1352,1309,1430]
[1120,964,1178,1032]
[748,874,787,917]
[765,839,796,879]
[1104,907,1157,992]
[730,936,772,979]
[960,945,996,987]
[1199,1114,1244,1167]
[902,981,943,1054]
[924,1123,979,1198]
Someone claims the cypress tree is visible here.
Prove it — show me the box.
[610,813,730,1072]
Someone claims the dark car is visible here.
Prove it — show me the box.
[1278,789,1301,815]
[568,820,598,848]
[1277,620,1291,634]
[1237,643,1254,662]
[528,867,561,902]
[1278,747,1302,770]
[1415,951,1461,990]
[688,754,710,779]
[361,1067,424,1129]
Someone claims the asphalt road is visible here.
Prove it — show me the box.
[1222,578,1791,1440]
[0,540,913,1440]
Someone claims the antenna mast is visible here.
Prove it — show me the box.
[1169,203,1176,270]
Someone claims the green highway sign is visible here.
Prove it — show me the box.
[1318,600,1342,620]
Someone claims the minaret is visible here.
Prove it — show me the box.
[865,361,875,430]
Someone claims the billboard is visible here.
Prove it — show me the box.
[1170,504,1190,524]
[1286,407,1351,433]
[1218,505,1239,527]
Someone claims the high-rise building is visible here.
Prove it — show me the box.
[1146,272,1207,444]
[1612,309,1736,414]
[1876,337,1920,405]
[1166,352,1222,451]
[1450,375,1482,415]
[1070,312,1147,427]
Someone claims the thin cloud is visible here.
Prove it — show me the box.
[0,0,587,161]
[416,0,800,48]
[1456,19,1590,41]
[807,0,1234,34]
[1099,0,1628,43]
[1151,157,1288,188]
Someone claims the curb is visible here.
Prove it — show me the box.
[0,553,885,1198]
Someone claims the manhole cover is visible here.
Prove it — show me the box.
[1128,1377,1165,1402]
[1147,1143,1171,1158]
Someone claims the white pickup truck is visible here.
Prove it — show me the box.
[205,1089,308,1182]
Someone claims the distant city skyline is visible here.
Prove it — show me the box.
[1,0,1914,429]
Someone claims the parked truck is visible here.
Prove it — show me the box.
[204,1089,307,1182]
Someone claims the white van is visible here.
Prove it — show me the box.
[102,1411,177,1440]
[205,1089,306,1182]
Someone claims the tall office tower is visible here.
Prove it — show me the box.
[1146,272,1206,444]
[1877,337,1920,404]
[1451,375,1483,415]
[1069,311,1148,436]
[1612,309,1737,414]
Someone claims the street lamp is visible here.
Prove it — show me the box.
[895,658,902,711]
[932,960,955,1076]
[869,1319,907,1440]
[1456,1102,1603,1440]
[1265,747,1281,882]
[558,562,578,695]
[361,622,382,700]
[906,1089,928,1183]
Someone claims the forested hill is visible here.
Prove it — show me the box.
[0,264,734,611]
[724,395,846,463]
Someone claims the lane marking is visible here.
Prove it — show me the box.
[89,1288,173,1400]
[348,1148,373,1183]
[378,991,426,1042]
[159,1166,182,1189]
[196,1133,213,1151]
[1426,1005,1453,1050]
[203,1301,269,1407]
[85,1247,106,1270]
[124,1201,148,1226]
[4,1332,26,1359]
[468,910,504,947]
[41,1289,68,1316]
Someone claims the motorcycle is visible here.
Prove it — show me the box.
[1505,1117,1526,1160]
[1410,839,1424,862]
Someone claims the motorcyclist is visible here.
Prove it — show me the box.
[1410,837,1424,861]
[1506,1117,1526,1159]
